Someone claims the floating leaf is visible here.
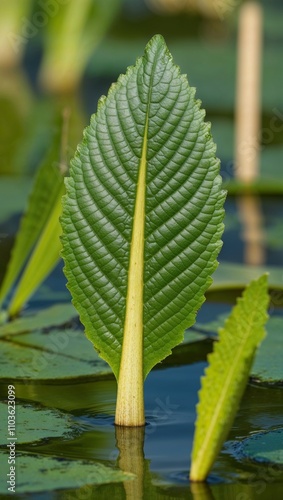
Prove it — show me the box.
[0,402,75,445]
[196,314,283,385]
[61,34,224,396]
[240,429,283,466]
[251,316,283,385]
[0,304,77,337]
[190,274,269,481]
[211,263,283,291]
[12,327,99,363]
[0,334,111,381]
[0,450,133,494]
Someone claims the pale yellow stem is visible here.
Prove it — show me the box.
[115,120,148,427]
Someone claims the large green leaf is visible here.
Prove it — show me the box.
[190,275,269,481]
[61,35,225,386]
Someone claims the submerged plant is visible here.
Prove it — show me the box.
[61,34,225,426]
[190,274,269,481]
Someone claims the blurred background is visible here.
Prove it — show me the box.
[0,0,283,292]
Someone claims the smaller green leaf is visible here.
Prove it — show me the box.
[190,274,269,482]
[0,450,133,494]
[240,429,283,466]
[0,304,77,337]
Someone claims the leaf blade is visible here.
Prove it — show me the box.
[190,274,269,481]
[61,35,225,382]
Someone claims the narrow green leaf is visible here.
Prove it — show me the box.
[61,35,225,425]
[7,184,64,317]
[190,274,269,482]
[0,127,64,309]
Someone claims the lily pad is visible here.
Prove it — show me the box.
[0,450,133,494]
[0,402,75,445]
[0,303,77,337]
[195,314,283,385]
[211,263,283,291]
[251,317,283,385]
[12,328,102,363]
[183,330,207,344]
[241,429,283,466]
[0,337,111,381]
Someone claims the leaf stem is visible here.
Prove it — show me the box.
[115,118,148,426]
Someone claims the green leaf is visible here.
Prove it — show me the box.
[240,429,283,466]
[0,304,77,337]
[190,274,269,482]
[211,262,283,291]
[7,186,64,317]
[195,314,283,385]
[0,450,133,494]
[0,125,64,311]
[61,35,224,389]
[39,0,123,92]
[0,330,111,381]
[251,316,283,385]
[0,402,75,445]
[62,35,225,426]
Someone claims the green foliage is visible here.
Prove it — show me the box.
[61,35,225,387]
[0,0,33,68]
[0,402,74,444]
[190,274,269,481]
[0,119,68,319]
[39,0,123,92]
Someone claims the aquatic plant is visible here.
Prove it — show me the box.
[0,117,67,321]
[61,34,225,426]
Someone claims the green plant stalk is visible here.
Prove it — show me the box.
[8,185,64,318]
[115,118,148,426]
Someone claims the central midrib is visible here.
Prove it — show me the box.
[115,112,149,426]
